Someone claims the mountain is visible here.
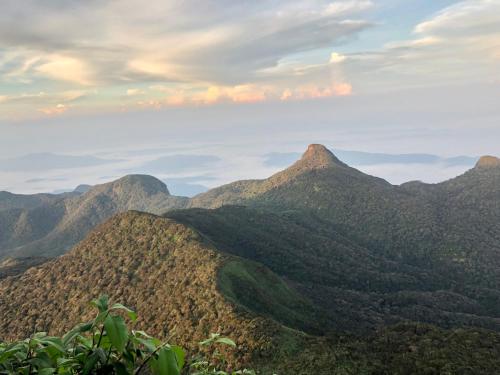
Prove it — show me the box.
[2,144,500,372]
[189,144,500,269]
[2,211,500,374]
[168,205,500,334]
[0,212,341,373]
[74,184,92,193]
[475,155,500,168]
[185,145,500,328]
[0,175,188,261]
[0,190,78,211]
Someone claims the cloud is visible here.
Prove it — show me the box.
[35,55,92,85]
[130,154,221,174]
[0,90,90,119]
[0,1,371,85]
[0,153,120,172]
[330,52,347,63]
[144,81,352,108]
[263,150,478,169]
[1,0,498,119]
[126,88,145,96]
[38,103,68,116]
[342,0,500,92]
[280,83,352,100]
[414,0,500,36]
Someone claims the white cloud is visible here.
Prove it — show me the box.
[35,54,93,85]
[0,0,372,86]
[324,0,374,16]
[342,0,500,92]
[126,88,144,96]
[330,52,347,63]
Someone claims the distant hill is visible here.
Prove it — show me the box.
[0,190,78,211]
[0,175,188,260]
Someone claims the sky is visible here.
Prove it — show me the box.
[0,0,499,194]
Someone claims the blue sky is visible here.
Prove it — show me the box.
[0,0,499,193]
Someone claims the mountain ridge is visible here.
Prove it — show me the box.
[0,174,188,260]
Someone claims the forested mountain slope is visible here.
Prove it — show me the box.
[0,175,188,260]
[0,211,346,373]
[2,211,500,374]
[168,205,500,334]
[188,145,500,289]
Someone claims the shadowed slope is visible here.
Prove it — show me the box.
[167,206,500,334]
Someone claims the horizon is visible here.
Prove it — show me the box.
[0,143,484,196]
[1,1,500,195]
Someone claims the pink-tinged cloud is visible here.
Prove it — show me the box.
[38,104,68,116]
[281,83,352,101]
[146,82,352,110]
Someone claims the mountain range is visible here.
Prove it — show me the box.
[1,144,500,373]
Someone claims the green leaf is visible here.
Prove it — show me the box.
[38,368,56,375]
[62,322,93,346]
[39,337,65,353]
[111,303,138,321]
[150,346,180,375]
[90,295,109,313]
[82,353,98,375]
[137,338,157,352]
[215,337,236,347]
[171,345,185,369]
[82,352,100,375]
[104,315,128,353]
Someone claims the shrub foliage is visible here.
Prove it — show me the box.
[0,296,255,375]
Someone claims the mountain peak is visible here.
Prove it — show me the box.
[114,174,170,195]
[475,155,500,169]
[298,144,345,169]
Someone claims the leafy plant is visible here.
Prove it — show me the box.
[0,295,256,375]
[190,334,255,375]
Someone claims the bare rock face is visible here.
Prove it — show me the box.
[476,155,500,169]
